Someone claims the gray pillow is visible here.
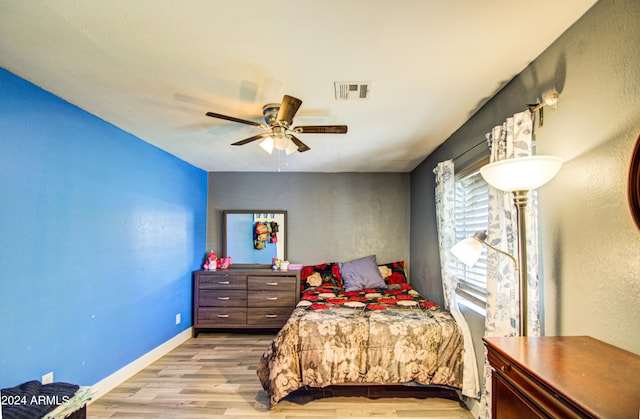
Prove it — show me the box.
[339,255,388,292]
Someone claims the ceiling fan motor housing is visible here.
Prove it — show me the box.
[262,104,281,126]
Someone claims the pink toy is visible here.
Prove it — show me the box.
[203,250,217,270]
[219,257,231,269]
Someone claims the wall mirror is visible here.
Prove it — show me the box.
[629,133,640,231]
[222,210,287,268]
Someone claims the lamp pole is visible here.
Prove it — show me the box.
[479,155,563,337]
[513,190,529,337]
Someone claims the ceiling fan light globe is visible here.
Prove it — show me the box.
[274,135,288,150]
[259,137,274,154]
[285,140,297,155]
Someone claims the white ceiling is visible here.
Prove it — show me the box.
[0,0,597,172]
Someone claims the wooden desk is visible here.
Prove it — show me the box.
[483,336,640,418]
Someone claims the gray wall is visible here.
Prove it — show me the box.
[411,0,640,355]
[534,0,640,353]
[207,172,411,272]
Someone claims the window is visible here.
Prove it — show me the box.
[454,158,489,308]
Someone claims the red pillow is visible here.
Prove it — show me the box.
[300,262,344,292]
[378,260,408,284]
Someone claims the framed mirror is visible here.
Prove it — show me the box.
[222,210,287,268]
[629,133,640,231]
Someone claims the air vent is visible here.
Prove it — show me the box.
[334,81,371,100]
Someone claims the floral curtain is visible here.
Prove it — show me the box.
[434,159,480,399]
[479,109,540,417]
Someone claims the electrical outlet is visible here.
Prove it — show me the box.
[42,371,54,384]
[175,313,181,325]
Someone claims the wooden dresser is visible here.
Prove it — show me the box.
[483,336,640,418]
[192,269,300,336]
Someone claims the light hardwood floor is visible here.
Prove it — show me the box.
[89,332,473,418]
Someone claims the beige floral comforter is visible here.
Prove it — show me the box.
[256,284,464,407]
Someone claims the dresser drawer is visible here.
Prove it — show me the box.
[247,307,293,327]
[197,308,246,326]
[488,347,547,402]
[192,269,300,335]
[248,275,297,291]
[485,338,589,419]
[487,347,514,378]
[198,273,247,290]
[199,290,247,307]
[248,290,295,307]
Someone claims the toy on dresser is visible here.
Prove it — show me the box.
[202,250,231,270]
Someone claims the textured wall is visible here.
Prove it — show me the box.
[0,68,208,388]
[411,0,640,354]
[531,0,640,353]
[207,172,411,278]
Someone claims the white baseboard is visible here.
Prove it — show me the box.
[464,395,481,417]
[88,327,192,403]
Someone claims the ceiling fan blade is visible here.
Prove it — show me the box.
[231,132,271,146]
[295,125,348,134]
[205,111,263,127]
[276,95,303,125]
[289,135,310,152]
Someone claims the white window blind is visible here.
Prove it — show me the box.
[454,163,489,307]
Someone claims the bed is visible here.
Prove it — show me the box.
[256,256,464,408]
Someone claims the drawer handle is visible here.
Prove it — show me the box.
[266,282,279,286]
[500,365,511,373]
[217,314,229,318]
[217,281,230,285]
[266,297,279,301]
[265,314,278,318]
[217,296,230,300]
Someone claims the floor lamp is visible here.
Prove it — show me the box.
[453,155,563,336]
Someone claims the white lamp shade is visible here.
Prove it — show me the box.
[259,137,274,154]
[284,139,297,155]
[450,237,484,267]
[480,155,563,192]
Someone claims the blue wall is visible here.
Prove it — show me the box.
[0,68,208,388]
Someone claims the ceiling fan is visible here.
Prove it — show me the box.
[205,95,347,153]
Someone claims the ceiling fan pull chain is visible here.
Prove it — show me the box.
[277,150,282,172]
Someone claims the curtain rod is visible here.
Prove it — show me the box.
[451,99,545,163]
[433,139,487,173]
[437,93,557,169]
[452,138,487,163]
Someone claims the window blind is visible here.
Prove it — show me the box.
[454,165,489,306]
